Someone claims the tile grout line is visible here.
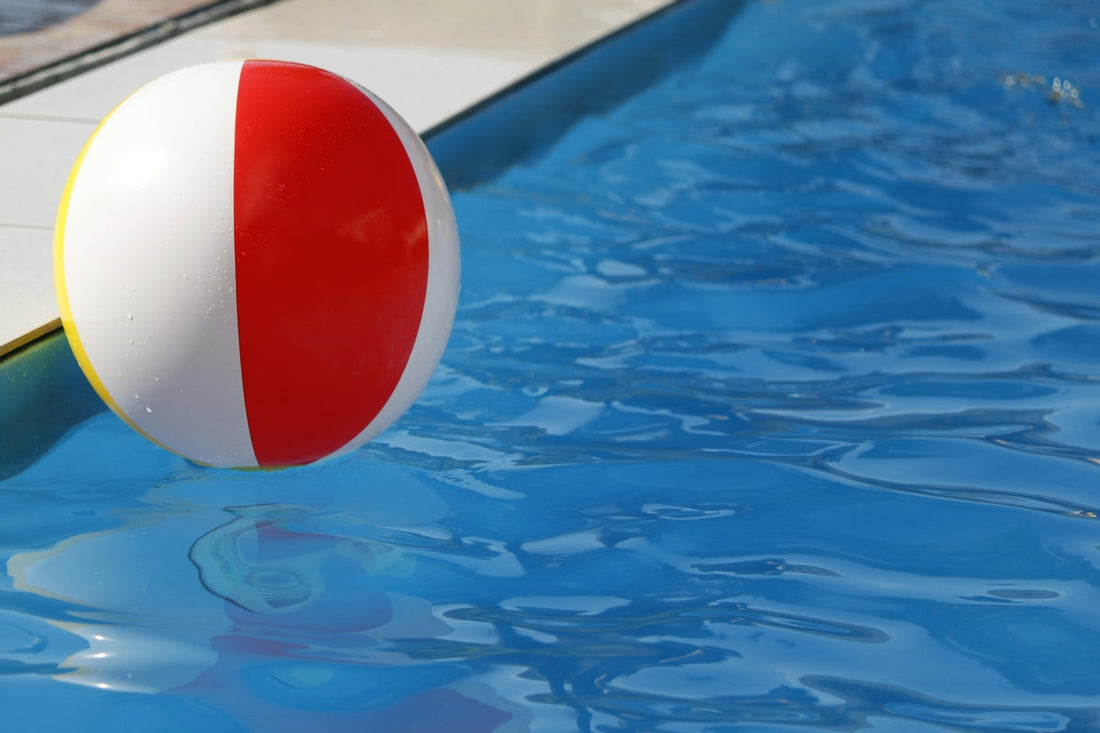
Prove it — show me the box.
[0,223,55,231]
[0,112,102,124]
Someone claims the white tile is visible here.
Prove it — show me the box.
[200,0,671,59]
[0,226,57,351]
[0,116,95,229]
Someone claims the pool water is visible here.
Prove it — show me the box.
[5,0,1100,730]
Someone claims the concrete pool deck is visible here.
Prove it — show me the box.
[0,0,675,357]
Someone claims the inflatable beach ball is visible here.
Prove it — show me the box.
[55,60,459,469]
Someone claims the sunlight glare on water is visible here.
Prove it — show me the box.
[3,0,1100,730]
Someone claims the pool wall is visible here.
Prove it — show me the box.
[0,0,742,480]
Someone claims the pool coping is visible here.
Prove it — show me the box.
[0,0,741,480]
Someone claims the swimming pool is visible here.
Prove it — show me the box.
[4,0,1100,730]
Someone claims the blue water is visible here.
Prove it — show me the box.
[5,0,1100,730]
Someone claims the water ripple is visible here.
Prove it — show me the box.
[5,0,1100,728]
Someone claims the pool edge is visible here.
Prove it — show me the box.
[0,0,742,479]
[0,330,103,481]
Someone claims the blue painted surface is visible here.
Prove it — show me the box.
[3,0,1100,729]
[0,332,101,481]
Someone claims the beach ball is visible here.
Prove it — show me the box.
[54,60,459,469]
